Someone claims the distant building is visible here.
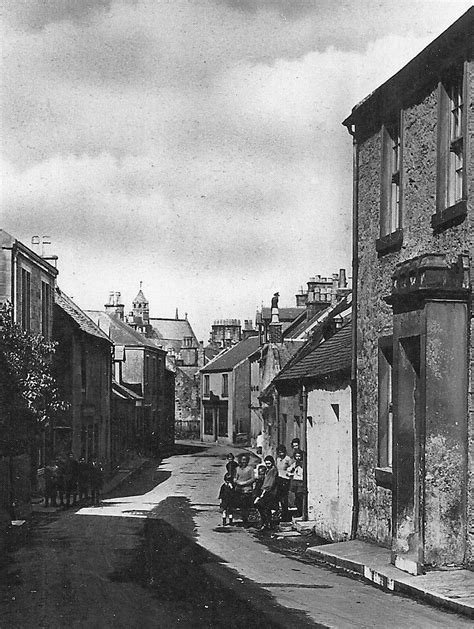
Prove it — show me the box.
[53,289,112,466]
[87,294,172,455]
[210,319,241,348]
[200,336,260,445]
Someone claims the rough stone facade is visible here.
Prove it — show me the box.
[353,43,473,569]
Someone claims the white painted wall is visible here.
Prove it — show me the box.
[306,384,353,541]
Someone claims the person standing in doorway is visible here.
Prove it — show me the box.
[276,445,292,521]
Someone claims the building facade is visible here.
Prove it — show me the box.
[200,336,260,444]
[344,9,473,573]
[53,289,112,466]
[87,295,173,455]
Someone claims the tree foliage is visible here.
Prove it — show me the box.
[0,302,67,428]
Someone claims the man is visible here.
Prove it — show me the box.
[233,453,254,527]
[290,437,305,459]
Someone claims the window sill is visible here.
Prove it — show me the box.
[376,229,403,256]
[431,200,467,232]
[375,466,392,490]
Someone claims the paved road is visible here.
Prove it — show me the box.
[0,442,471,628]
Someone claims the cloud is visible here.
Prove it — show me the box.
[1,0,473,338]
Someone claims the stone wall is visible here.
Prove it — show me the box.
[356,75,473,552]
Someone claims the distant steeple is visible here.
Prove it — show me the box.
[132,283,149,324]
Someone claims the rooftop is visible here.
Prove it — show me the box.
[276,322,352,384]
[201,336,261,373]
[86,310,161,350]
[55,289,111,344]
[344,8,474,131]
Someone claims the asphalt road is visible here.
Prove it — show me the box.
[0,442,471,628]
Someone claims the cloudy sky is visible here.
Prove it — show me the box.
[1,0,472,341]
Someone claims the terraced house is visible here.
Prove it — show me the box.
[344,8,474,574]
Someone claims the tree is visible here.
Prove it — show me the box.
[0,303,67,455]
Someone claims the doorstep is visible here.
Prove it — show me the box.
[306,539,474,618]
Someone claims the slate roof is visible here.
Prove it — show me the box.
[86,310,159,349]
[276,322,352,383]
[201,336,261,373]
[55,289,112,344]
[148,317,199,352]
[260,307,304,322]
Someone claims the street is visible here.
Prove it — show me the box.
[0,442,471,629]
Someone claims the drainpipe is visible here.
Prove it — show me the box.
[347,122,360,540]
[300,382,308,521]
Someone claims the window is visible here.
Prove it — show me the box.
[380,117,402,237]
[435,65,467,223]
[20,268,31,331]
[183,336,193,348]
[203,374,210,397]
[218,406,227,436]
[222,374,228,398]
[378,336,393,470]
[41,281,51,337]
[204,407,213,435]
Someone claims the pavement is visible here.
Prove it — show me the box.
[305,538,474,619]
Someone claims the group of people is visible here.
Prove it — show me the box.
[218,438,305,530]
[42,452,104,508]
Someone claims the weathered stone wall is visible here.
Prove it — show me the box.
[356,80,472,550]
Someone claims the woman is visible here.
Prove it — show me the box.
[288,450,305,518]
[233,453,255,526]
[254,455,279,530]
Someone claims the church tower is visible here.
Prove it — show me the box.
[132,282,149,325]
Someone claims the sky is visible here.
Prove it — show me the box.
[1,0,472,342]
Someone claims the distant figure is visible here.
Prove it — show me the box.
[218,473,235,526]
[44,460,58,508]
[276,445,292,522]
[90,457,104,506]
[63,452,79,507]
[288,450,305,518]
[271,292,279,309]
[78,456,91,502]
[254,456,279,530]
[233,453,255,527]
[225,453,238,480]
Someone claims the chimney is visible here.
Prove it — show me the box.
[339,268,347,288]
[175,308,179,320]
[197,340,205,368]
[242,320,257,340]
[105,291,124,320]
[268,323,282,344]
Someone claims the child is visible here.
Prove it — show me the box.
[218,473,235,526]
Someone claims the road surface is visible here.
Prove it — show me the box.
[0,442,471,628]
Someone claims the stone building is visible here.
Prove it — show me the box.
[87,295,172,455]
[0,231,58,523]
[209,319,242,348]
[343,8,473,573]
[200,336,260,444]
[53,288,112,466]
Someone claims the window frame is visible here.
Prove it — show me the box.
[20,267,31,332]
[377,335,393,489]
[376,112,404,255]
[41,280,51,338]
[222,373,229,398]
[203,374,210,397]
[433,62,467,231]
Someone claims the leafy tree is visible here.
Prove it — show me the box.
[0,302,67,440]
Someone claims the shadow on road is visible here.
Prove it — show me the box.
[108,496,322,629]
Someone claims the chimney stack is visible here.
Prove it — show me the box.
[105,291,125,320]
